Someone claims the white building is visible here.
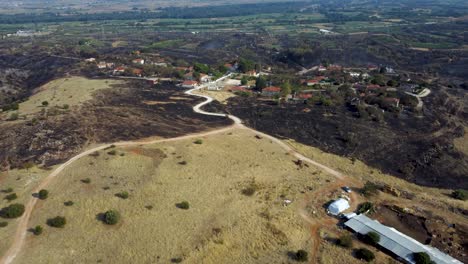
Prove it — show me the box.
[327,198,350,215]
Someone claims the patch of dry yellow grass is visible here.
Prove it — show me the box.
[0,167,52,256]
[16,77,122,117]
[194,89,236,104]
[15,128,334,263]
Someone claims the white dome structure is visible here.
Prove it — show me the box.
[327,198,350,215]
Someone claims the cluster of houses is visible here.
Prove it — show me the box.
[85,54,169,78]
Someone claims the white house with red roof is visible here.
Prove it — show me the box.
[262,86,281,97]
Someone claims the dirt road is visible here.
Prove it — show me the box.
[1,81,345,264]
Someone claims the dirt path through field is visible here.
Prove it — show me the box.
[1,80,345,264]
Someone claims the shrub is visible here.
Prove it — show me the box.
[357,202,374,214]
[294,250,308,262]
[413,252,435,264]
[337,234,353,248]
[81,178,91,184]
[364,231,380,245]
[361,181,379,197]
[0,203,25,218]
[178,161,187,165]
[64,201,74,206]
[103,210,120,225]
[4,193,18,201]
[38,189,49,200]
[8,113,19,121]
[33,225,43,235]
[356,248,375,262]
[176,201,190,210]
[41,101,49,106]
[115,191,129,199]
[241,187,256,196]
[194,139,203,144]
[62,104,69,110]
[47,216,66,228]
[3,188,13,193]
[451,189,467,201]
[107,150,117,155]
[0,222,8,227]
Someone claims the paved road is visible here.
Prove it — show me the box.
[1,76,344,264]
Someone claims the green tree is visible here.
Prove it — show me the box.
[255,76,267,91]
[103,210,120,225]
[38,189,49,200]
[41,101,49,107]
[0,203,25,218]
[337,234,353,248]
[33,225,43,235]
[47,216,66,228]
[241,76,248,85]
[281,81,292,97]
[364,231,380,245]
[355,248,375,262]
[451,189,467,201]
[238,58,255,73]
[176,201,190,210]
[4,193,17,201]
[294,250,308,262]
[413,252,435,264]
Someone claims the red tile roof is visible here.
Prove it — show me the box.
[262,86,281,92]
[182,80,198,85]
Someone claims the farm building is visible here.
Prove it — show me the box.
[344,214,462,264]
[327,198,350,215]
[261,86,281,97]
[181,80,199,89]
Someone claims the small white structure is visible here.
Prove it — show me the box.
[327,198,350,215]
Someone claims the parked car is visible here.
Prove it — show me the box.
[342,186,352,193]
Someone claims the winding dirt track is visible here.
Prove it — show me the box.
[0,82,344,264]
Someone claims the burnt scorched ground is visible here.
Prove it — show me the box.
[373,205,468,263]
[227,97,468,189]
[0,54,77,106]
[0,82,231,170]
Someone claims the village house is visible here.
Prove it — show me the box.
[85,58,96,62]
[132,58,145,65]
[318,65,327,72]
[245,70,259,77]
[306,76,326,86]
[97,62,107,69]
[328,64,342,71]
[113,66,126,75]
[230,86,250,93]
[262,86,281,97]
[199,74,212,83]
[106,62,115,68]
[147,78,159,85]
[181,80,199,89]
[348,72,361,78]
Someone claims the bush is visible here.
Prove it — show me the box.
[115,191,129,199]
[413,252,435,264]
[38,189,49,200]
[0,222,8,227]
[64,201,74,206]
[361,181,379,197]
[103,210,120,225]
[4,193,18,201]
[357,202,374,214]
[8,113,19,121]
[47,216,66,228]
[451,189,467,201]
[176,201,190,210]
[81,178,91,184]
[33,225,43,235]
[356,248,375,262]
[3,188,13,193]
[294,250,308,262]
[41,101,49,106]
[364,231,380,245]
[0,203,25,218]
[194,139,203,144]
[107,150,117,155]
[241,187,256,196]
[337,234,353,248]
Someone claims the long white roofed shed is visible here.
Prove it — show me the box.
[344,214,462,264]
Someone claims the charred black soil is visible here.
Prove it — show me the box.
[227,93,468,189]
[0,81,231,170]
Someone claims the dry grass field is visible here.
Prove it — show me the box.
[0,167,52,256]
[13,128,336,264]
[16,77,122,117]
